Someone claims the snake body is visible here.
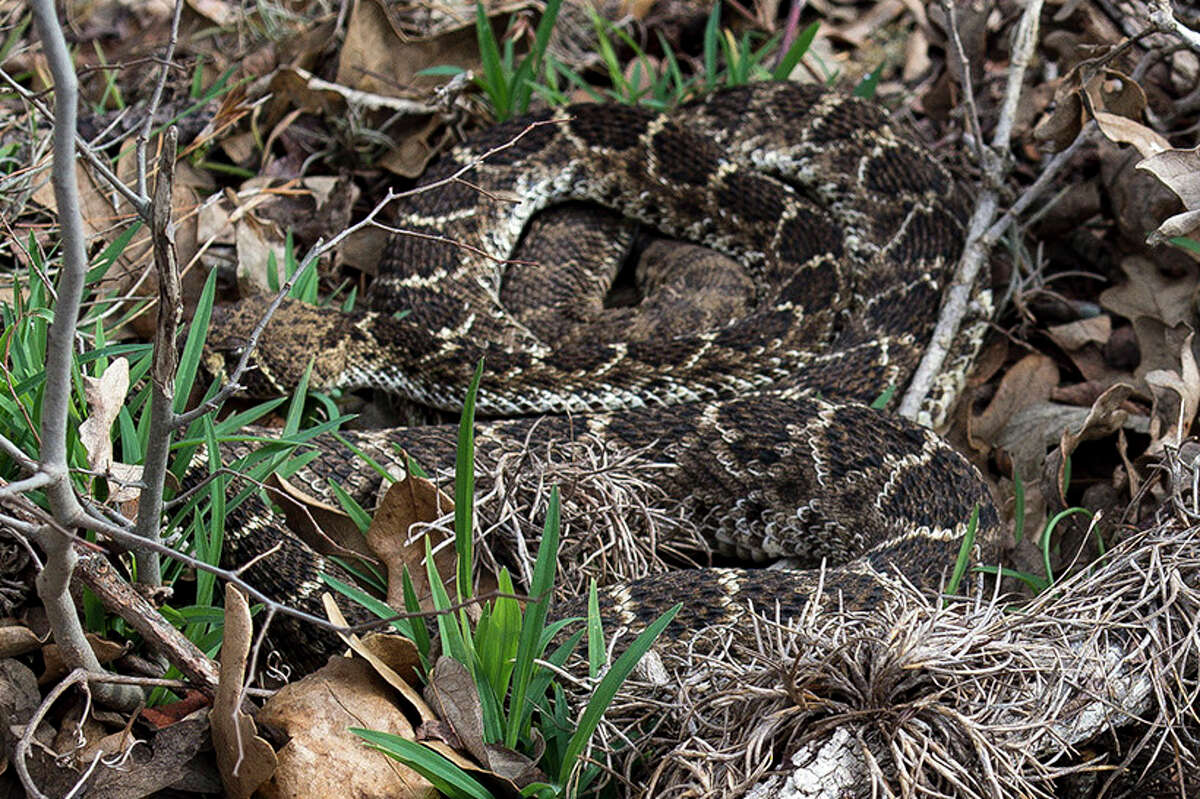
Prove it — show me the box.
[205,82,996,671]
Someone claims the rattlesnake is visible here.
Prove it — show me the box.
[205,81,997,672]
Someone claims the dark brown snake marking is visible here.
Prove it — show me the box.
[205,82,997,674]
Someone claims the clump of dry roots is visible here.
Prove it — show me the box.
[418,429,1200,797]
[588,521,1200,797]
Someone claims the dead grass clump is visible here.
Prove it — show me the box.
[593,520,1200,798]
[413,426,710,596]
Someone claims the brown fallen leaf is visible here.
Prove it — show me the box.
[211,585,277,798]
[1056,384,1137,501]
[1034,67,1150,152]
[969,354,1059,450]
[1092,111,1171,158]
[270,470,378,565]
[365,474,455,609]
[78,357,143,503]
[1046,315,1111,351]
[422,656,545,787]
[323,594,437,722]
[256,656,435,799]
[424,656,488,765]
[78,357,129,475]
[40,633,126,685]
[1136,144,1200,243]
[1045,316,1126,384]
[1145,333,1200,455]
[0,623,44,657]
[1099,255,1197,329]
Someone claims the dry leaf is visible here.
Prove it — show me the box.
[323,594,437,721]
[1056,384,1137,500]
[41,634,126,685]
[1045,316,1125,383]
[360,631,423,685]
[186,0,239,27]
[212,585,277,798]
[422,657,545,786]
[1035,68,1155,152]
[1136,144,1200,242]
[1093,111,1171,158]
[1145,333,1200,454]
[969,354,1059,449]
[1136,144,1200,207]
[1099,257,1198,366]
[77,358,144,503]
[0,624,44,657]
[257,656,435,799]
[269,470,377,564]
[366,475,455,609]
[996,402,1091,488]
[78,357,130,475]
[424,657,488,765]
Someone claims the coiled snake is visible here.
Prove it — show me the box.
[205,82,997,672]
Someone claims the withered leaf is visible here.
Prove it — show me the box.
[212,586,277,798]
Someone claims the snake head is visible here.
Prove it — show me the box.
[204,296,356,397]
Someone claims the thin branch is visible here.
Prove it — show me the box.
[941,0,985,163]
[0,471,52,501]
[132,127,180,587]
[135,0,185,200]
[28,0,147,711]
[0,68,149,218]
[0,432,38,472]
[898,0,1046,422]
[1147,0,1200,53]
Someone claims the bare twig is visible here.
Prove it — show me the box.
[133,128,181,587]
[135,0,185,200]
[1147,0,1200,53]
[898,0,1045,422]
[28,0,142,711]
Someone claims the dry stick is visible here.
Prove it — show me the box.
[134,128,181,588]
[897,0,1045,422]
[135,0,184,201]
[28,0,142,712]
[1147,0,1200,52]
[0,67,149,217]
[73,551,222,692]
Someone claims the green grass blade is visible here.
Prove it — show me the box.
[1040,507,1095,586]
[455,359,484,604]
[281,361,313,437]
[586,580,603,679]
[771,20,819,81]
[505,486,561,748]
[426,536,469,663]
[557,603,681,785]
[173,267,218,414]
[702,1,720,89]
[401,565,432,664]
[351,729,495,799]
[945,504,978,598]
[511,0,564,113]
[853,63,882,98]
[329,480,372,533]
[475,0,510,118]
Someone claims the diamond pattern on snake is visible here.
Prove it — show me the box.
[204,81,996,673]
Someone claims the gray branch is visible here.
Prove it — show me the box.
[28,0,142,711]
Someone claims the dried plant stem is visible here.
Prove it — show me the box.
[28,0,142,712]
[898,0,1046,422]
[133,128,180,587]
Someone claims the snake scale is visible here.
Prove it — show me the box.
[205,82,998,674]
